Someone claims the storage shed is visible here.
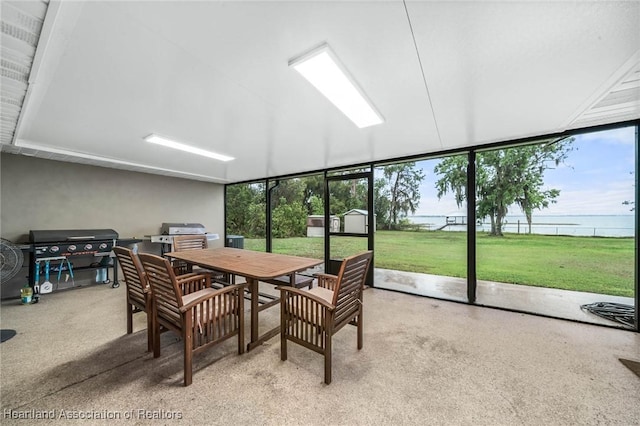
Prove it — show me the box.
[343,209,375,234]
[306,215,340,237]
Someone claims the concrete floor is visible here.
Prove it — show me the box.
[375,269,636,329]
[1,282,639,425]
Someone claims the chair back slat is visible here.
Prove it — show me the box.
[139,253,183,329]
[113,246,147,306]
[333,252,372,327]
[173,235,208,251]
[171,235,208,274]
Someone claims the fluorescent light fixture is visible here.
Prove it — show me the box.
[15,139,230,182]
[289,43,384,128]
[144,134,234,162]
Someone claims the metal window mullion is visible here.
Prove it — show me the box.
[635,125,639,332]
[467,150,477,304]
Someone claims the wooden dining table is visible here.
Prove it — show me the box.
[165,247,323,351]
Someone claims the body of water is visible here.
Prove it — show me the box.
[408,215,636,237]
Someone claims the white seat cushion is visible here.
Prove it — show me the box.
[306,286,334,304]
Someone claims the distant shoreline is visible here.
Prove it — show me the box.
[408,214,636,237]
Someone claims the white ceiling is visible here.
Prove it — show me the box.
[2,0,639,184]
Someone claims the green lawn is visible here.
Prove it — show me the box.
[243,230,635,297]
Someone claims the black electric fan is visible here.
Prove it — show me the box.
[1,238,23,343]
[0,238,23,283]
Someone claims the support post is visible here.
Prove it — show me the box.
[266,179,279,253]
[634,125,638,332]
[467,151,477,304]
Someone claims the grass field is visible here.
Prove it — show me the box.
[243,230,636,297]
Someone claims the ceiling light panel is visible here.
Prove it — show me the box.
[289,43,384,129]
[144,134,234,162]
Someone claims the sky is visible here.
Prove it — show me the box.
[411,125,636,216]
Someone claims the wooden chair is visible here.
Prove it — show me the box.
[113,246,152,352]
[138,253,245,386]
[278,251,372,384]
[171,235,229,283]
[170,234,208,275]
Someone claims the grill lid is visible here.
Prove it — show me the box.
[29,229,119,243]
[160,223,205,235]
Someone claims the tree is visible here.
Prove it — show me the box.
[376,162,425,229]
[374,178,391,229]
[515,168,559,234]
[271,179,308,238]
[435,138,573,236]
[226,176,372,239]
[308,195,324,215]
[272,198,307,238]
[301,175,324,214]
[227,165,427,237]
[327,178,368,216]
[434,156,467,209]
[271,179,305,210]
[226,183,266,238]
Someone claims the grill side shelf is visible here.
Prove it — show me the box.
[28,252,118,291]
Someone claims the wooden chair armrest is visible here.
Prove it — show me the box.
[175,272,198,279]
[315,273,339,291]
[176,273,208,283]
[179,271,223,281]
[277,286,335,311]
[177,273,211,294]
[315,273,337,280]
[139,271,151,293]
[180,283,246,313]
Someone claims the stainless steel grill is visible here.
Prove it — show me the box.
[149,223,218,254]
[150,222,205,244]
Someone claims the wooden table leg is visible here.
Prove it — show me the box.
[246,277,282,352]
[248,277,259,351]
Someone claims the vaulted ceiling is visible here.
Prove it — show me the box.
[2,1,639,183]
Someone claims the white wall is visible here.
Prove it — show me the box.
[0,153,225,298]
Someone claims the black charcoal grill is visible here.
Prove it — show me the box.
[30,229,118,258]
[28,229,119,289]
